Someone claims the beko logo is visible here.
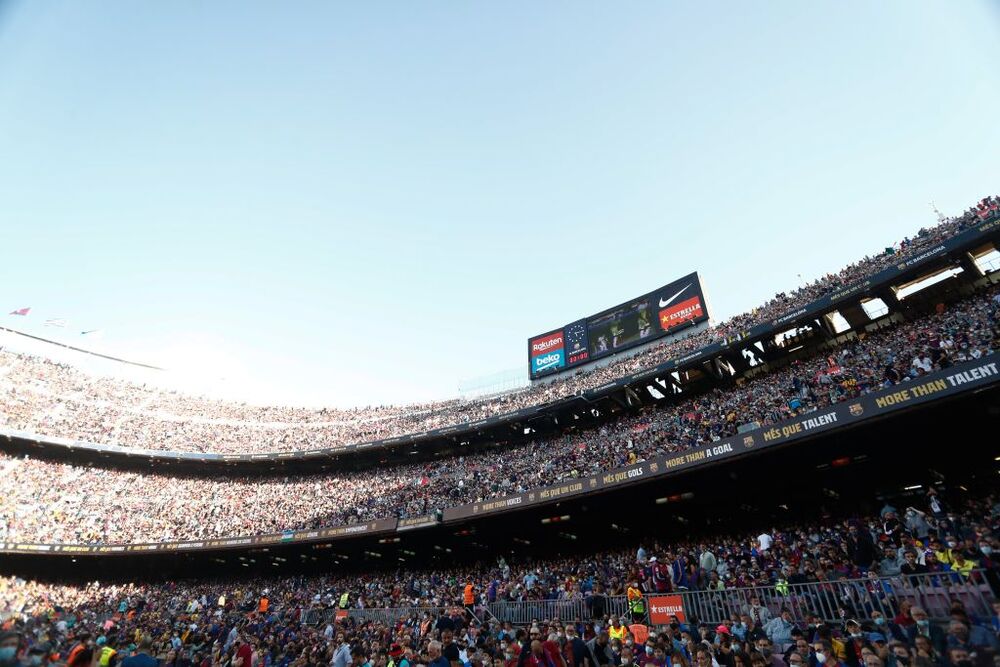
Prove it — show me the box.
[658,284,691,308]
[534,353,563,370]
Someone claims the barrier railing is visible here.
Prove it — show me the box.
[322,570,996,627]
[674,570,996,625]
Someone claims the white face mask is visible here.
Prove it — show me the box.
[815,653,826,664]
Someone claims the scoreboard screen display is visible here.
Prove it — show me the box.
[528,272,708,379]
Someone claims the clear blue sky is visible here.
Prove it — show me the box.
[1,1,998,406]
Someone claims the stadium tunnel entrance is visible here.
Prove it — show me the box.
[3,380,998,583]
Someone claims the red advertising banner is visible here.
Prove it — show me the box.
[648,595,686,625]
[530,332,564,357]
[658,296,704,331]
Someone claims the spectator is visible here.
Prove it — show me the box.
[764,611,796,648]
[587,632,616,667]
[904,610,944,657]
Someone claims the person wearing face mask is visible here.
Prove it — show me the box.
[885,642,913,667]
[784,639,810,667]
[714,638,735,667]
[867,614,904,645]
[904,609,945,657]
[841,621,870,667]
[811,640,843,667]
[503,642,519,667]
[638,644,658,667]
[561,628,588,667]
[627,584,647,625]
[753,639,783,667]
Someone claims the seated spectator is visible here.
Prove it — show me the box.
[905,610,945,657]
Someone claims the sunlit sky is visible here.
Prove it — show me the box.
[1,1,998,406]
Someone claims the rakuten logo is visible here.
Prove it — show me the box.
[531,334,564,354]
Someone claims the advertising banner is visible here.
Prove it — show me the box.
[397,515,440,531]
[648,595,687,625]
[0,518,398,556]
[529,330,566,375]
[444,354,1000,521]
[2,356,997,557]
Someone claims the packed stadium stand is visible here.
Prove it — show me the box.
[1,282,999,545]
[2,195,1000,667]
[1,196,997,457]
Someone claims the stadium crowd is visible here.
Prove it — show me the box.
[1,196,997,455]
[1,283,999,546]
[2,284,999,546]
[1,491,999,667]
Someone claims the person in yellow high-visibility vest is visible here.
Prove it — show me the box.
[627,582,646,624]
[608,616,629,642]
[98,639,117,667]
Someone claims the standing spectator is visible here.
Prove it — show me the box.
[847,524,879,571]
[587,632,616,667]
[744,598,773,627]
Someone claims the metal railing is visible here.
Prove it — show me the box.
[675,570,996,625]
[319,570,996,627]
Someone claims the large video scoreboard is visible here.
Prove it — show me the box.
[528,272,709,379]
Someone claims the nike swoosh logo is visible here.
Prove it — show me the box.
[659,284,691,308]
